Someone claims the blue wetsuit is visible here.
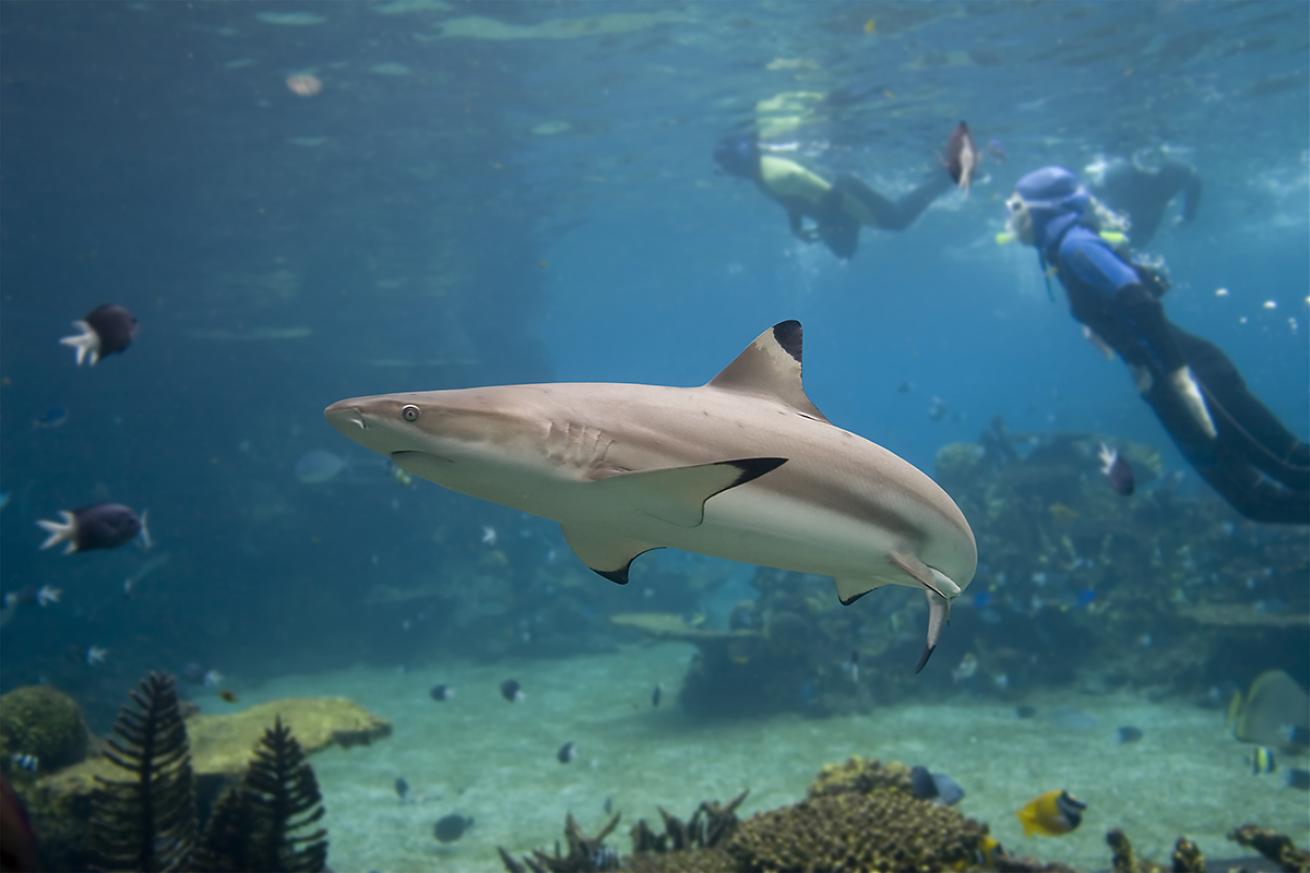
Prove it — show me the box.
[1043,219,1308,524]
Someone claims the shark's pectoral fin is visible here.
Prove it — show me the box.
[834,576,890,606]
[561,524,660,585]
[591,458,787,527]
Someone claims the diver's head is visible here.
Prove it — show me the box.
[1006,166,1089,247]
[713,133,761,179]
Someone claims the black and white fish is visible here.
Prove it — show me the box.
[557,741,576,764]
[38,503,150,554]
[61,304,138,366]
[500,679,524,703]
[1098,443,1135,496]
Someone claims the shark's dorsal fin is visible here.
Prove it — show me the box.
[707,321,828,421]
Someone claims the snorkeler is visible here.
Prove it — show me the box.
[1083,148,1201,246]
[712,124,965,260]
[1004,166,1308,525]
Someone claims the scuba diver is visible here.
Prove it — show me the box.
[1003,166,1308,525]
[1084,148,1202,246]
[712,123,970,260]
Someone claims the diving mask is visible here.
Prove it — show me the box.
[1004,192,1035,246]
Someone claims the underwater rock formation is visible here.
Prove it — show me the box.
[24,690,380,872]
[0,684,90,778]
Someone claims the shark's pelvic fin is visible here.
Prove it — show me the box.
[834,575,889,605]
[591,457,787,527]
[706,320,828,422]
[916,588,951,674]
[561,525,659,584]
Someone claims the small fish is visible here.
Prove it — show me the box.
[32,406,69,430]
[433,813,474,843]
[37,503,150,554]
[1098,443,1135,496]
[1215,287,1231,298]
[389,462,414,487]
[909,765,965,806]
[500,679,523,702]
[945,121,978,191]
[1016,789,1085,837]
[896,381,913,395]
[394,777,409,801]
[203,669,224,688]
[651,684,661,708]
[9,753,39,773]
[846,649,860,684]
[85,645,108,666]
[557,741,576,764]
[1117,726,1143,744]
[430,683,454,702]
[0,491,10,511]
[1251,746,1276,774]
[862,17,875,34]
[1286,768,1309,791]
[985,138,1007,163]
[480,525,498,546]
[951,652,978,683]
[35,585,60,608]
[603,796,614,814]
[61,304,138,366]
[219,690,239,704]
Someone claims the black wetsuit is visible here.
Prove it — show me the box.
[757,164,952,260]
[1092,158,1202,245]
[1048,223,1308,524]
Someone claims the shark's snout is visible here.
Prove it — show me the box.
[324,400,368,433]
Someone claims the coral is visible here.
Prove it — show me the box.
[1106,828,1162,873]
[195,717,327,873]
[499,813,623,872]
[0,685,89,776]
[629,790,749,854]
[807,755,912,798]
[1171,837,1204,872]
[726,789,988,872]
[89,672,197,873]
[1229,824,1310,873]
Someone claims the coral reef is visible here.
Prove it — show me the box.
[89,672,197,873]
[807,755,912,798]
[20,680,365,872]
[0,685,89,778]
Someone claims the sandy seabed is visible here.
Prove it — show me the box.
[214,642,1309,873]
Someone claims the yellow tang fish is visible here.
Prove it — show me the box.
[1016,789,1085,837]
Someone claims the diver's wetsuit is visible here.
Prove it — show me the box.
[1047,222,1309,524]
[750,156,952,260]
[1091,158,1201,245]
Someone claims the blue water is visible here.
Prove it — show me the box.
[1,2,1307,870]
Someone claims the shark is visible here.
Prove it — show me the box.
[325,321,977,671]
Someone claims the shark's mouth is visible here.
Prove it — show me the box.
[390,451,455,481]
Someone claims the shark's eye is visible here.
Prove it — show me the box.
[401,404,421,422]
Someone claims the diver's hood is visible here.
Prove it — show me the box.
[713,134,761,179]
[1015,165,1089,250]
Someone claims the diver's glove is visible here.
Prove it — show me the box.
[1170,366,1217,439]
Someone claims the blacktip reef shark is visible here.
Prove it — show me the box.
[325,321,977,671]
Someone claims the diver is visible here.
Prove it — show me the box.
[712,125,965,260]
[1083,148,1202,246]
[1004,166,1308,525]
